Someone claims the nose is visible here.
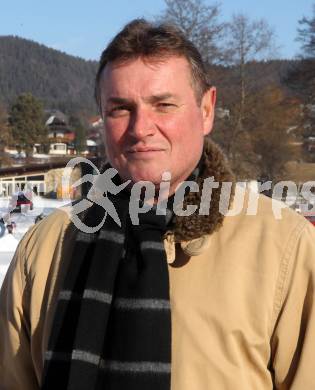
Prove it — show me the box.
[128,106,156,139]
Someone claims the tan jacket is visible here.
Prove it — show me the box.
[1,193,315,389]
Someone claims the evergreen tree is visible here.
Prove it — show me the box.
[0,104,11,150]
[9,93,47,156]
[69,115,87,154]
[297,4,315,58]
[0,103,12,167]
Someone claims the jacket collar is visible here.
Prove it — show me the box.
[170,137,235,242]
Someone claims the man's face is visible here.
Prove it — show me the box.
[100,56,216,192]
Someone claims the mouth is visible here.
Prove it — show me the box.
[126,147,165,158]
[127,147,164,153]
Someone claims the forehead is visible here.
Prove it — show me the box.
[99,56,195,98]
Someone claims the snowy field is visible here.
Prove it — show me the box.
[0,196,68,287]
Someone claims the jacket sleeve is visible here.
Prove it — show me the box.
[0,236,39,390]
[271,220,315,389]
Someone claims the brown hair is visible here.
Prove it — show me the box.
[95,19,210,111]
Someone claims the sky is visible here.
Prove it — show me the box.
[1,0,314,61]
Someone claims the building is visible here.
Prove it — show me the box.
[86,116,105,157]
[45,110,75,155]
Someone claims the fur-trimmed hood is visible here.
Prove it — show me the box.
[171,137,235,242]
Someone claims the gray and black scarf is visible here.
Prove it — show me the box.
[41,138,234,390]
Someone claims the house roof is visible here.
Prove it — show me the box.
[45,109,68,126]
[87,139,97,146]
[89,115,103,127]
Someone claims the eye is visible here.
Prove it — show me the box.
[156,102,177,112]
[107,105,131,118]
[158,102,175,107]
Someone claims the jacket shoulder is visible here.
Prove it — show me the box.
[224,189,308,238]
[17,205,76,286]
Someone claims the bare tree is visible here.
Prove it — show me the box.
[285,5,315,161]
[225,14,275,65]
[248,86,300,180]
[225,14,276,123]
[222,14,277,168]
[159,0,226,64]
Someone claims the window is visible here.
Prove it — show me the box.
[53,144,66,151]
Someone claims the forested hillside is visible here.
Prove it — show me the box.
[0,36,98,114]
[0,36,296,115]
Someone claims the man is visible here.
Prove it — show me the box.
[1,19,315,390]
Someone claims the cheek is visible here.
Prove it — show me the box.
[103,134,123,169]
[167,116,205,164]
[164,113,204,147]
[104,121,126,153]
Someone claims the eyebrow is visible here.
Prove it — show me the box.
[145,93,178,104]
[106,93,178,105]
[106,97,131,105]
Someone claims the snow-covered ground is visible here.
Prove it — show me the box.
[0,196,68,287]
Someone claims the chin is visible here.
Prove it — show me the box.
[115,158,172,185]
[126,169,166,186]
[132,173,161,185]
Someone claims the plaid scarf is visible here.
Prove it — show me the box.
[41,192,172,389]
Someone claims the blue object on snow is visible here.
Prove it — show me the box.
[0,222,5,238]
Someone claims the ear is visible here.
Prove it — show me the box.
[201,87,216,136]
